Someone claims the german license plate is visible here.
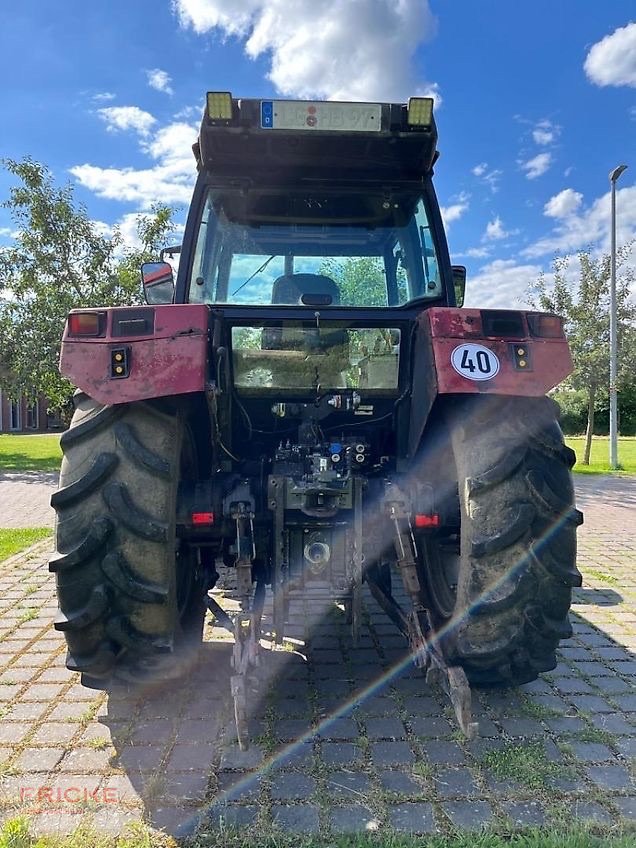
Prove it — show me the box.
[261,100,381,132]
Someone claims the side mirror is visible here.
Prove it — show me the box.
[452,265,466,308]
[141,261,175,305]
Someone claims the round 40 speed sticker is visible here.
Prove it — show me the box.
[450,343,500,381]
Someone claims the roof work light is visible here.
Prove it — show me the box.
[207,91,233,121]
[407,97,434,128]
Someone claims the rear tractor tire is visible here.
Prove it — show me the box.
[50,393,207,687]
[423,395,582,686]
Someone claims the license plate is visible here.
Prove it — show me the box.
[261,100,382,132]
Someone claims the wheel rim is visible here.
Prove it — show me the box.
[420,533,459,621]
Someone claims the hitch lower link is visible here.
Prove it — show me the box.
[387,498,478,740]
[205,502,264,751]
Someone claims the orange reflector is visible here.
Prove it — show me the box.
[527,313,564,338]
[68,312,102,336]
[414,514,440,528]
[192,512,214,525]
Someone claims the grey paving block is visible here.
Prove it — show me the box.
[614,796,636,820]
[612,694,636,712]
[273,698,311,717]
[270,772,316,800]
[423,740,466,766]
[166,743,215,771]
[364,717,406,739]
[586,764,633,790]
[219,744,264,771]
[433,767,480,799]
[379,769,424,796]
[388,802,436,833]
[499,717,545,737]
[353,695,395,716]
[590,712,635,734]
[215,772,262,802]
[610,661,636,676]
[208,804,258,828]
[442,800,493,830]
[273,719,314,741]
[326,770,372,798]
[594,677,634,694]
[569,800,613,823]
[272,804,320,833]
[569,742,616,762]
[401,696,441,716]
[502,801,546,827]
[573,661,614,677]
[409,717,453,738]
[552,677,595,694]
[271,742,313,769]
[546,717,587,734]
[320,741,363,766]
[371,740,414,767]
[569,695,616,713]
[329,804,379,833]
[315,717,358,740]
[616,737,636,758]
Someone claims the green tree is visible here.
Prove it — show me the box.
[530,247,636,464]
[322,256,407,305]
[0,158,175,415]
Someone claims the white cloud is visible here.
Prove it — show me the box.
[532,119,560,146]
[441,193,469,229]
[584,21,636,88]
[544,188,583,219]
[471,162,502,193]
[520,152,552,179]
[173,0,439,102]
[462,246,491,259]
[71,119,198,208]
[92,92,116,103]
[97,106,157,137]
[0,226,20,240]
[147,68,174,95]
[464,259,543,309]
[523,184,636,258]
[483,216,510,241]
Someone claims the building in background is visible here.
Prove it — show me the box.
[0,390,61,433]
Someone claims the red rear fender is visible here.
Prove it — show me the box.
[59,304,209,405]
[421,307,573,396]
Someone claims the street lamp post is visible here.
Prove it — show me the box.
[609,164,628,470]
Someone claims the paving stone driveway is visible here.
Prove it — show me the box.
[0,474,634,839]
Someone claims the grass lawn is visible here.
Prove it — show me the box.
[565,436,636,475]
[0,528,52,563]
[0,433,62,472]
[1,817,636,848]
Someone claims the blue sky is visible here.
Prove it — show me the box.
[1,1,635,308]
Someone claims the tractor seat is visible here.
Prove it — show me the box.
[271,273,340,305]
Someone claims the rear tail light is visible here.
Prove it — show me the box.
[67,311,105,337]
[527,313,564,338]
[481,310,525,338]
[414,514,440,528]
[192,512,215,526]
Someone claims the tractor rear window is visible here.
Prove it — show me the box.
[188,188,442,307]
[231,326,401,393]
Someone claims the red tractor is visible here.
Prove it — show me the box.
[51,93,582,747]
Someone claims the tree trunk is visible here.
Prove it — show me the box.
[583,384,595,465]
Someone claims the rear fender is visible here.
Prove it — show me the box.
[421,307,573,396]
[59,305,209,405]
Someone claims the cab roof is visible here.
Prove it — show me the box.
[195,95,438,186]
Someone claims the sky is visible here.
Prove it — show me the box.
[1,0,635,309]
